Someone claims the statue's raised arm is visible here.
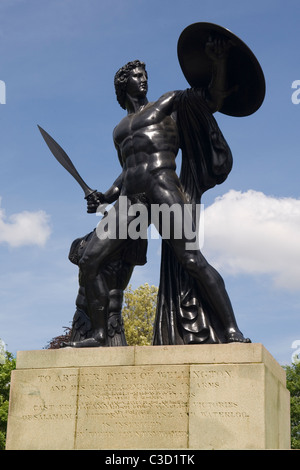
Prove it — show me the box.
[177,22,265,117]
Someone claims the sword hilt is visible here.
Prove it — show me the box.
[85,190,106,214]
[84,189,98,200]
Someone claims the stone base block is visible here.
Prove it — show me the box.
[6,343,290,450]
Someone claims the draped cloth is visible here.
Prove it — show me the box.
[152,88,233,345]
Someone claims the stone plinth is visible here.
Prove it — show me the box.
[6,343,290,450]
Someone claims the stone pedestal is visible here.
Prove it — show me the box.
[6,343,290,450]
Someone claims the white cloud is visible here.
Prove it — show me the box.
[0,199,51,247]
[202,190,300,291]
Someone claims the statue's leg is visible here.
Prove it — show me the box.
[78,206,132,346]
[104,260,134,346]
[78,235,115,346]
[150,174,250,343]
[178,249,249,342]
[107,289,127,346]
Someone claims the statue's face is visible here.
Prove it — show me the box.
[126,67,148,99]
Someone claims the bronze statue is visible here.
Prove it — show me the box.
[39,23,265,347]
[65,216,147,347]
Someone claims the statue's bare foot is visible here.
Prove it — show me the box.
[63,331,107,348]
[225,330,251,343]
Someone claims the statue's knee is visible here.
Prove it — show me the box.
[182,253,222,287]
[182,253,205,276]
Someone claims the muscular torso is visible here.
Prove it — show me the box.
[113,91,180,195]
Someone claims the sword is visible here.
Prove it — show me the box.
[38,125,97,199]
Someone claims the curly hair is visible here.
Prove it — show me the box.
[114,60,147,109]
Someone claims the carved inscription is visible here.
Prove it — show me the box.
[188,364,262,449]
[20,370,78,422]
[75,365,189,449]
[6,368,79,449]
[190,366,250,421]
[7,355,281,450]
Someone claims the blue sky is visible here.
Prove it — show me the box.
[0,0,300,365]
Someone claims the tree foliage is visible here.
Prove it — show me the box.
[46,326,71,349]
[284,361,300,449]
[122,283,158,346]
[0,351,16,450]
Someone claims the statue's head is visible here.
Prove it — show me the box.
[114,60,147,109]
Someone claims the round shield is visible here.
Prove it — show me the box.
[177,22,266,117]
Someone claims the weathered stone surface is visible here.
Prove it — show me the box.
[6,343,290,450]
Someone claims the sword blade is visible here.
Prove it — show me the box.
[38,125,96,199]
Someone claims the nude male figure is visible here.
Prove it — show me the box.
[79,51,250,346]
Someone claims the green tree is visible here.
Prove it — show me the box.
[0,351,16,450]
[284,361,300,449]
[122,283,158,346]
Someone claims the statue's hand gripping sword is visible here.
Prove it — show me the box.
[38,125,97,200]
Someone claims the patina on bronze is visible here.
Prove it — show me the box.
[39,23,265,347]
